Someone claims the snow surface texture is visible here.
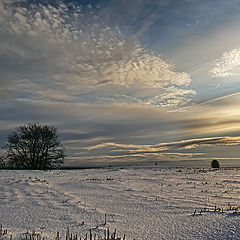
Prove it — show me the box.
[1,167,240,240]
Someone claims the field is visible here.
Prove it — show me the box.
[1,167,240,239]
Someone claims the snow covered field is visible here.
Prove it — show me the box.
[1,167,240,240]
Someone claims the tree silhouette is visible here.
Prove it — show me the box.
[5,123,65,169]
[211,159,220,169]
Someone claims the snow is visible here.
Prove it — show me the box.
[1,167,240,239]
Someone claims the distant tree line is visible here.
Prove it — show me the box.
[0,123,66,170]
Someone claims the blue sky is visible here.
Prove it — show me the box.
[1,0,240,167]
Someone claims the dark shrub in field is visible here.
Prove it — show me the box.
[211,160,220,169]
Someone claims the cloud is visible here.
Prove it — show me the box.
[8,91,240,147]
[81,136,240,161]
[66,136,240,165]
[83,136,240,155]
[0,0,195,108]
[209,48,240,78]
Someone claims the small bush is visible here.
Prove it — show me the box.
[211,160,220,169]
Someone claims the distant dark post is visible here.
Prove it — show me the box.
[211,159,220,169]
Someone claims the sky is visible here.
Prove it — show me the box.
[1,0,240,167]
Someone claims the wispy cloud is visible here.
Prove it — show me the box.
[84,136,240,154]
[209,48,240,78]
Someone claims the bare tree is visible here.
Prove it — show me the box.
[5,123,65,169]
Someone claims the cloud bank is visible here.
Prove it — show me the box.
[0,0,195,108]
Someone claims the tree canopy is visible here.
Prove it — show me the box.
[5,123,65,169]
